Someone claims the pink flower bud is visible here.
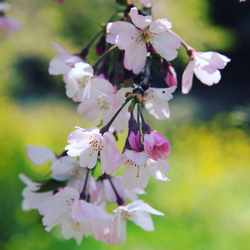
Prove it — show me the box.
[144,130,171,160]
[165,65,177,87]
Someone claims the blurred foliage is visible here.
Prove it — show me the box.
[0,0,248,249]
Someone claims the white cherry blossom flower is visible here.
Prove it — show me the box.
[182,51,231,94]
[108,200,164,244]
[143,86,176,119]
[19,174,53,211]
[106,7,180,74]
[26,145,56,165]
[66,62,114,103]
[60,217,92,245]
[121,150,170,190]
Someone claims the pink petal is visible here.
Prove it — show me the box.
[106,21,135,34]
[198,52,231,69]
[129,7,152,30]
[52,41,69,55]
[152,32,180,61]
[116,31,136,50]
[124,41,147,74]
[149,19,172,34]
[125,150,148,166]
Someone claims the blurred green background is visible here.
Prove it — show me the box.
[1,0,250,249]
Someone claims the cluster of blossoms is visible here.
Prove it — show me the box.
[20,0,230,245]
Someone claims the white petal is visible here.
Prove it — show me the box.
[182,59,196,94]
[153,32,180,61]
[149,19,172,33]
[26,145,56,165]
[49,58,71,75]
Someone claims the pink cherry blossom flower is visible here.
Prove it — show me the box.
[121,150,170,190]
[39,187,107,232]
[140,0,153,8]
[65,126,121,174]
[108,200,164,244]
[106,7,181,74]
[144,130,171,160]
[143,85,176,119]
[182,51,231,94]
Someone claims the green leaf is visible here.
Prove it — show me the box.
[34,179,66,193]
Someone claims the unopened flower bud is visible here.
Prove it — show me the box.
[95,33,106,55]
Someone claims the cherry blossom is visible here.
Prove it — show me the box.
[106,7,181,74]
[182,51,231,94]
[66,62,114,103]
[65,126,121,174]
[121,150,170,190]
[143,86,176,119]
[77,79,116,124]
[19,174,53,211]
[108,200,164,244]
[38,187,107,231]
[60,217,92,245]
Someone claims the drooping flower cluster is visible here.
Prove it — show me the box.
[20,0,231,245]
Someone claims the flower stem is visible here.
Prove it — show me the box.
[107,175,124,206]
[80,168,90,200]
[100,96,134,134]
[92,44,117,71]
[168,30,194,55]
